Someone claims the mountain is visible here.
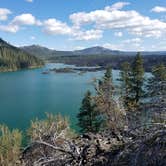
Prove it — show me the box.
[21,45,73,59]
[20,44,166,71]
[20,45,166,59]
[21,45,54,59]
[73,46,118,55]
[0,39,44,72]
[21,45,126,57]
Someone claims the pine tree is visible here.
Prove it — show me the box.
[95,66,126,132]
[77,90,101,133]
[146,64,166,123]
[130,53,145,108]
[119,54,145,128]
[119,62,131,110]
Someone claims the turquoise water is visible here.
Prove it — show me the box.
[0,63,121,131]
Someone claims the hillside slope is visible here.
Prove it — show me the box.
[21,45,166,59]
[0,39,44,72]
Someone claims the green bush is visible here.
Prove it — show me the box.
[0,125,22,166]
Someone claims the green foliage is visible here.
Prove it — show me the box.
[0,38,43,72]
[0,125,22,166]
[131,52,145,105]
[119,62,131,109]
[77,90,102,133]
[104,65,112,81]
[28,113,75,142]
[120,53,145,111]
[95,67,126,132]
[152,64,166,81]
[146,64,166,123]
[49,53,166,72]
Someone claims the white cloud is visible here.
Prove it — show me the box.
[72,29,103,41]
[103,43,123,50]
[25,0,33,3]
[12,13,38,26]
[0,24,19,33]
[103,41,144,51]
[105,2,130,11]
[151,6,166,13]
[0,13,41,33]
[123,38,142,44]
[114,31,123,37]
[70,4,166,38]
[43,18,102,40]
[0,8,12,21]
[1,1,166,45]
[43,18,72,35]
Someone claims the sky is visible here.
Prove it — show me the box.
[0,0,166,51]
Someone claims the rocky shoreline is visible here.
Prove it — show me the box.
[42,66,104,74]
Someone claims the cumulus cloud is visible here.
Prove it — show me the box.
[70,4,166,38]
[72,29,103,41]
[0,8,12,21]
[105,2,130,11]
[12,13,39,26]
[0,13,41,33]
[0,24,19,33]
[43,18,72,35]
[1,2,166,42]
[42,18,102,40]
[151,6,166,13]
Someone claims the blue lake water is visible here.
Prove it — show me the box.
[0,63,122,131]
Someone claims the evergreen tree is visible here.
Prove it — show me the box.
[119,53,145,111]
[95,66,126,132]
[0,38,43,72]
[121,53,145,110]
[77,90,101,133]
[146,64,166,123]
[119,62,131,110]
[119,54,145,128]
[131,53,145,105]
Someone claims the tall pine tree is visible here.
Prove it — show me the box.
[131,52,145,106]
[119,53,145,111]
[77,90,101,133]
[95,66,126,132]
[119,54,145,128]
[146,64,166,123]
[119,62,131,110]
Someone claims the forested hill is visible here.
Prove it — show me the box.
[20,45,166,71]
[21,45,166,58]
[0,38,44,72]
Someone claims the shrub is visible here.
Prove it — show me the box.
[0,125,22,166]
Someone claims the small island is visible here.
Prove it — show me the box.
[48,66,104,74]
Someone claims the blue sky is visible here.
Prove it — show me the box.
[0,0,166,51]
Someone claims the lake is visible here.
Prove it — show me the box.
[0,63,121,131]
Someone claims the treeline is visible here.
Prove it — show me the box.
[77,53,165,133]
[0,53,165,165]
[50,53,166,72]
[0,39,44,72]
